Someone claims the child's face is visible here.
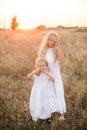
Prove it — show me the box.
[37,61,47,71]
[48,35,57,48]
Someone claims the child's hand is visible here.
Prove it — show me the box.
[34,69,41,73]
[33,70,39,74]
[26,69,41,79]
[43,70,55,82]
[33,69,42,76]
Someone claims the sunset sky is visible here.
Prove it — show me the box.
[0,0,87,29]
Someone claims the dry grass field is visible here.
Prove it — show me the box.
[0,27,87,130]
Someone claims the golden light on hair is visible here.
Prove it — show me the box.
[38,31,62,62]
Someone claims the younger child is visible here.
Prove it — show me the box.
[27,58,57,122]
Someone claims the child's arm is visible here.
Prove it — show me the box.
[43,70,55,82]
[26,71,35,79]
[26,70,38,79]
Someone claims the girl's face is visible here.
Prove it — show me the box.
[37,61,47,71]
[48,35,57,48]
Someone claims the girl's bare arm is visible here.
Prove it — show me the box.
[26,71,35,79]
[43,70,55,82]
[26,70,38,79]
[26,68,42,79]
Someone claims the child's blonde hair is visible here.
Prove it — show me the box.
[38,31,61,62]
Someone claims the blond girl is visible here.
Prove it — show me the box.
[38,31,66,120]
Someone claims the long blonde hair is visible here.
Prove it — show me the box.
[38,31,63,62]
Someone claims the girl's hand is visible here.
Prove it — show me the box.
[33,70,39,74]
[33,68,40,73]
[43,70,55,82]
[33,69,42,76]
[27,68,43,79]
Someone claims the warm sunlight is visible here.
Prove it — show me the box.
[0,0,87,29]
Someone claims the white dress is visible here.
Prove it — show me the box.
[30,73,57,121]
[45,48,66,114]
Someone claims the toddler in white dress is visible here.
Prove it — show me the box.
[27,58,57,122]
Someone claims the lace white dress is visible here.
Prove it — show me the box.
[45,48,66,114]
[30,73,57,121]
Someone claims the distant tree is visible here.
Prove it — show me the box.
[35,25,46,30]
[11,16,18,30]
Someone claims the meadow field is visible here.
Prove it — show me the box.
[0,27,87,130]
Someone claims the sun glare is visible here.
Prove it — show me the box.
[0,0,87,29]
[10,0,47,29]
[12,0,75,29]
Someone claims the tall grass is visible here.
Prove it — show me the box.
[0,28,87,130]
